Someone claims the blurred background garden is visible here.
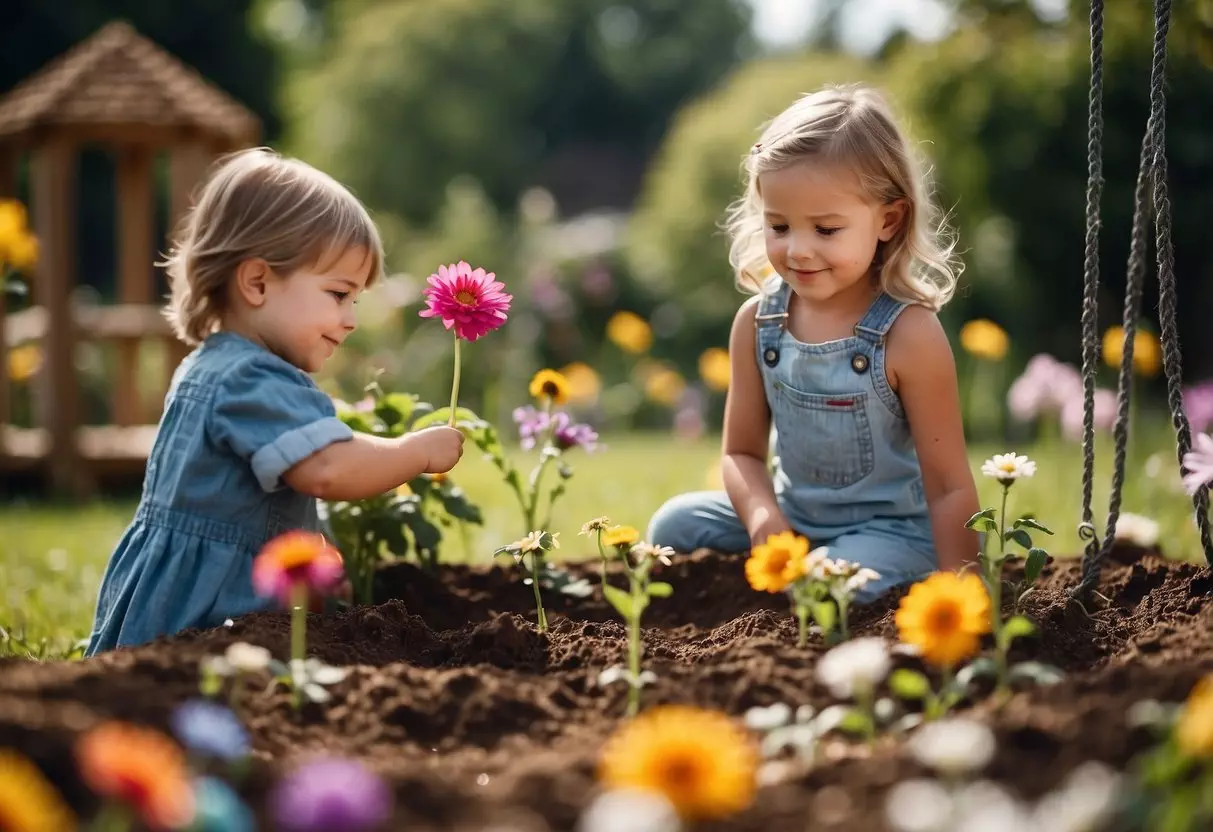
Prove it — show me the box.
[2,0,1213,656]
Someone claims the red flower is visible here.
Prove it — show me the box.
[417,261,511,341]
[75,722,195,830]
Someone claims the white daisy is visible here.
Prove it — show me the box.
[1112,512,1160,548]
[907,717,997,777]
[981,452,1038,486]
[577,789,680,832]
[815,637,891,699]
[224,641,272,673]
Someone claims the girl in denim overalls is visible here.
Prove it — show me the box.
[649,85,980,601]
[86,149,466,655]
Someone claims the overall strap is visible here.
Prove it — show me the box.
[853,292,907,345]
[754,278,790,368]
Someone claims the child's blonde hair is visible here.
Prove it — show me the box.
[162,147,385,345]
[725,84,960,311]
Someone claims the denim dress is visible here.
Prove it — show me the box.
[85,332,354,655]
[648,280,937,601]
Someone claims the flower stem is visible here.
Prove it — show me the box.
[448,334,462,427]
[90,801,132,832]
[990,485,1010,688]
[837,597,850,642]
[596,530,609,591]
[530,553,548,633]
[795,603,808,648]
[627,578,642,717]
[291,583,307,709]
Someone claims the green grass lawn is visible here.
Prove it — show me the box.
[1,426,1205,659]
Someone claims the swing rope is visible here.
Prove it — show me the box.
[1074,0,1213,600]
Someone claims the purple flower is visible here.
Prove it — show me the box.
[270,757,392,832]
[1183,432,1213,495]
[512,407,598,453]
[170,700,249,762]
[1184,381,1213,434]
[1061,387,1116,441]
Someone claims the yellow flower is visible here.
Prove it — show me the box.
[0,199,29,245]
[559,361,602,405]
[1101,326,1162,377]
[895,572,991,667]
[529,369,570,404]
[5,231,38,273]
[698,347,731,392]
[644,367,686,407]
[959,319,1009,361]
[1176,675,1213,757]
[606,310,653,354]
[0,749,76,832]
[744,531,809,593]
[7,344,42,383]
[599,704,758,820]
[602,525,640,549]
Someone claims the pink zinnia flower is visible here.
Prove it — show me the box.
[1061,387,1116,441]
[1182,432,1213,495]
[418,261,512,341]
[252,531,345,607]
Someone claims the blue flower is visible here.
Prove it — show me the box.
[193,776,254,832]
[170,700,249,762]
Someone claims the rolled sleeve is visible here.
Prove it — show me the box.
[210,352,354,492]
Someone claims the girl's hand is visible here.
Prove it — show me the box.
[746,505,792,548]
[413,426,465,473]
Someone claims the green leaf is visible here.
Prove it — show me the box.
[440,488,484,524]
[888,668,932,700]
[1024,548,1048,584]
[602,584,635,619]
[1013,517,1054,536]
[953,657,999,693]
[338,411,376,434]
[836,709,873,736]
[964,508,998,529]
[409,516,443,556]
[1007,661,1064,686]
[810,600,837,633]
[374,392,418,429]
[413,406,485,431]
[647,581,674,598]
[1001,614,1036,645]
[1003,528,1033,551]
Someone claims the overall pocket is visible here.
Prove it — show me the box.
[770,383,875,488]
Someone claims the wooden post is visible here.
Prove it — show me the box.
[163,143,210,385]
[32,139,88,498]
[114,145,154,426]
[0,144,14,432]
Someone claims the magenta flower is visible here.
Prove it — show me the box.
[251,531,345,607]
[512,406,598,452]
[418,261,512,342]
[1182,432,1213,495]
[269,757,392,832]
[1184,381,1213,434]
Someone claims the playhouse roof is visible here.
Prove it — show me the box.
[0,21,259,147]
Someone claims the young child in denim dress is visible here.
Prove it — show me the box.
[648,85,980,601]
[86,149,465,655]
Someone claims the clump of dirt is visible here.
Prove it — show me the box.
[2,549,1211,831]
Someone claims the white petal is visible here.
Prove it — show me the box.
[745,703,793,731]
[598,666,627,687]
[885,779,952,832]
[908,718,996,776]
[577,789,681,832]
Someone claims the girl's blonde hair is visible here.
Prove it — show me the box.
[162,147,385,345]
[725,84,960,311]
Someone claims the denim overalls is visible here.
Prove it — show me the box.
[85,332,354,655]
[648,280,937,601]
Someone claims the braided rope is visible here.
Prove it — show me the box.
[1075,0,1106,589]
[1075,0,1213,598]
[1146,0,1213,566]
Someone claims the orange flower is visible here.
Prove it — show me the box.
[599,705,757,820]
[0,749,75,832]
[895,572,991,667]
[75,722,195,830]
[252,531,345,606]
[744,531,809,593]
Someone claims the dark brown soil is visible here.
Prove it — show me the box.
[3,544,1212,831]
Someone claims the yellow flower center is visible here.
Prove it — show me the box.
[455,289,477,305]
[659,752,701,791]
[763,550,791,577]
[275,543,318,569]
[541,380,560,397]
[999,461,1016,473]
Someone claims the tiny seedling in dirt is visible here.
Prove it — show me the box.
[494,529,563,633]
[593,524,675,717]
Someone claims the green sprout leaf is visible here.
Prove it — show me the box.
[1013,517,1054,536]
[836,709,874,737]
[1003,528,1033,551]
[953,657,999,693]
[965,508,998,529]
[647,581,674,598]
[1002,614,1037,644]
[1007,661,1064,687]
[810,601,837,633]
[602,584,635,619]
[888,668,932,700]
[1024,548,1049,584]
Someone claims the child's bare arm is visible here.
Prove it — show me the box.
[284,426,464,502]
[722,298,789,544]
[887,306,980,572]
